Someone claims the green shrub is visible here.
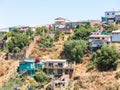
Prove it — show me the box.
[72,24,97,40]
[2,76,23,90]
[91,45,120,71]
[34,71,49,82]
[38,34,54,48]
[86,62,95,72]
[7,34,30,53]
[63,40,87,63]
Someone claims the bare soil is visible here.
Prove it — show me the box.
[0,53,19,87]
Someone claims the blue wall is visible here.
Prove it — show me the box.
[111,33,120,42]
[19,62,35,70]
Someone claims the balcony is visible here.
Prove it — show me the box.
[45,63,74,70]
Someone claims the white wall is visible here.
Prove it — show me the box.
[105,11,116,18]
[89,37,110,42]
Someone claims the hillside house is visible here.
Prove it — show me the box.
[102,10,120,24]
[111,30,120,42]
[54,17,73,34]
[18,58,43,76]
[44,59,75,78]
[89,33,110,43]
[89,31,110,52]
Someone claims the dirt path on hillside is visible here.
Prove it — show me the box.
[25,36,40,58]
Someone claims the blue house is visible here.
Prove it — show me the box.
[18,58,43,76]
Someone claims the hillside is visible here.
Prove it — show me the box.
[1,34,120,90]
[29,35,69,59]
[0,53,19,87]
[29,35,120,90]
[73,55,120,90]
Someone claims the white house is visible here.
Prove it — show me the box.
[111,30,120,42]
[105,11,116,18]
[89,34,111,43]
[105,11,116,23]
[44,59,75,76]
[102,10,120,24]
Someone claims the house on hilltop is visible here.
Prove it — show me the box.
[54,17,73,34]
[102,10,120,24]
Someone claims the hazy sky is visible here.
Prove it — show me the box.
[0,0,119,28]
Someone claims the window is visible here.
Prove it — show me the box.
[48,69,53,74]
[107,13,109,15]
[58,69,63,74]
[49,63,53,67]
[58,63,63,67]
[112,13,114,15]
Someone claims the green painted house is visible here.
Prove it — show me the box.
[18,58,43,76]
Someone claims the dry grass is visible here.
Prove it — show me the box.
[29,35,69,60]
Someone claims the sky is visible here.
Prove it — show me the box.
[0,0,119,28]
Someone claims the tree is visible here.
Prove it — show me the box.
[54,29,61,41]
[7,34,30,53]
[25,29,34,40]
[2,32,13,40]
[72,24,97,40]
[54,29,64,41]
[35,27,43,35]
[34,71,48,82]
[41,26,49,33]
[35,26,49,35]
[91,45,120,71]
[38,34,54,48]
[63,40,87,63]
[104,24,118,33]
[11,27,20,33]
[26,29,34,36]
